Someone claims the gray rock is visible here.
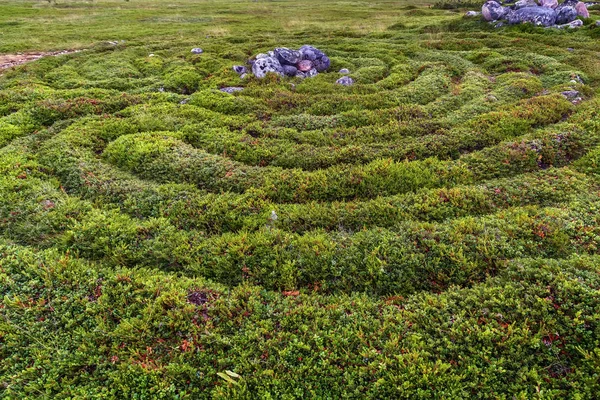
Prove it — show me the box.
[339,68,350,74]
[255,53,269,60]
[275,48,302,66]
[240,73,248,79]
[179,98,190,105]
[465,10,481,16]
[252,57,284,78]
[191,48,203,54]
[336,76,354,86]
[283,65,298,77]
[514,0,539,9]
[561,90,580,99]
[555,6,578,24]
[233,65,247,75]
[314,55,331,72]
[295,71,306,79]
[508,6,557,26]
[220,87,244,94]
[482,1,510,21]
[567,47,575,51]
[596,20,600,26]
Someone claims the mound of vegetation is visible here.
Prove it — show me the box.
[1,0,600,397]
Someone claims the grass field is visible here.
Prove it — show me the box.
[2,0,600,398]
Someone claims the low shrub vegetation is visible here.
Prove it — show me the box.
[1,0,600,397]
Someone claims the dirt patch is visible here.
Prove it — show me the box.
[0,50,80,71]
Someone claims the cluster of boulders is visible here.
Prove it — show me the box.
[232,45,331,79]
[479,0,590,27]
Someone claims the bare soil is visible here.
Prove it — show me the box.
[0,50,80,71]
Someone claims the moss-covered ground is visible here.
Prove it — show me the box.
[2,0,600,398]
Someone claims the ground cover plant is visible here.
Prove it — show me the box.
[1,0,600,398]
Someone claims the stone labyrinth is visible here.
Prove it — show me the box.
[2,30,600,296]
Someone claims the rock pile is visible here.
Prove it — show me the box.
[480,0,590,27]
[233,45,330,79]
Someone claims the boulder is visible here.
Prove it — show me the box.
[482,1,510,21]
[575,1,590,17]
[508,6,557,25]
[299,45,325,61]
[336,76,354,86]
[555,6,578,24]
[282,65,298,77]
[274,48,302,66]
[252,57,284,78]
[314,55,331,72]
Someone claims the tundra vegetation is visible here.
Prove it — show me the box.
[1,0,600,398]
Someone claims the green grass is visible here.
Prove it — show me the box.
[1,0,600,398]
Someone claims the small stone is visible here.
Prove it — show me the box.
[240,73,248,79]
[220,87,244,94]
[567,47,575,51]
[179,98,190,105]
[191,48,203,54]
[482,1,510,21]
[465,10,481,16]
[149,54,155,57]
[339,68,350,74]
[596,20,600,26]
[575,1,590,17]
[297,60,313,72]
[305,68,318,78]
[233,65,247,75]
[561,90,580,99]
[336,76,354,86]
[283,65,298,76]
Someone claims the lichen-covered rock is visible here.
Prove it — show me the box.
[299,45,325,61]
[482,1,509,21]
[575,1,589,17]
[275,48,302,66]
[314,55,331,72]
[252,56,284,78]
[555,5,577,24]
[220,87,244,94]
[508,6,557,26]
[336,76,354,86]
